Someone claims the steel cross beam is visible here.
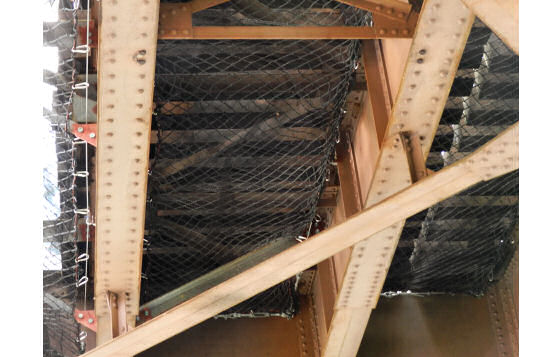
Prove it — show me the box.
[460,0,519,54]
[93,0,160,345]
[335,0,413,21]
[82,122,517,357]
[323,0,476,354]
[157,2,418,40]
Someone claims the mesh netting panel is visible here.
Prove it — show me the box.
[143,37,362,316]
[43,3,89,355]
[164,0,371,27]
[383,20,518,295]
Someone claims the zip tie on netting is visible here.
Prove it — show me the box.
[296,236,308,243]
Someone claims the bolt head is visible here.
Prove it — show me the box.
[77,127,84,133]
[78,313,84,319]
[89,133,96,138]
[88,318,94,323]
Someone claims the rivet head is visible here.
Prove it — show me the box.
[88,318,94,323]
[379,29,386,35]
[78,313,84,319]
[89,133,96,138]
[77,127,84,133]
[439,71,448,78]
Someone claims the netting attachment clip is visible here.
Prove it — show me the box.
[76,276,89,287]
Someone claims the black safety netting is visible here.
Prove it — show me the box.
[43,1,91,356]
[143,2,371,317]
[383,19,519,295]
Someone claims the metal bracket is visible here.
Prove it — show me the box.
[71,122,97,147]
[106,291,130,338]
[136,308,153,324]
[404,132,429,182]
[159,3,193,39]
[74,309,97,332]
[78,220,95,242]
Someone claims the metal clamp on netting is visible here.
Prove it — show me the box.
[73,171,89,177]
[72,82,90,90]
[72,44,90,55]
[76,276,89,288]
[76,330,87,343]
[86,214,95,227]
[75,253,90,263]
[74,208,90,216]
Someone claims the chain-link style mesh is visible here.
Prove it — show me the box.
[383,19,519,295]
[43,2,89,356]
[143,5,368,315]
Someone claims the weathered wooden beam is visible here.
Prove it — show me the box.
[93,0,160,344]
[82,123,517,357]
[323,0,476,355]
[460,0,518,54]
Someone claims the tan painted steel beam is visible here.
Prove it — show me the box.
[162,25,415,40]
[460,0,518,54]
[82,122,518,357]
[94,0,160,345]
[323,0,476,355]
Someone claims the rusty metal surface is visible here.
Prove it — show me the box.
[137,296,319,357]
[358,295,500,357]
